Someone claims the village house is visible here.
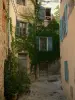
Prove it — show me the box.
[9,0,35,74]
[60,0,75,100]
[36,0,60,76]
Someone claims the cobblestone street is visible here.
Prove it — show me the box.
[19,75,66,100]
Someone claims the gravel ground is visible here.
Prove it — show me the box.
[19,75,66,100]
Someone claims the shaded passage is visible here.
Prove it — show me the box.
[19,75,66,100]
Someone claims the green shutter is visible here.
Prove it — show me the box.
[39,6,45,20]
[28,23,33,34]
[16,19,20,35]
[60,18,63,41]
[36,36,39,50]
[64,61,69,81]
[64,4,68,34]
[48,37,52,51]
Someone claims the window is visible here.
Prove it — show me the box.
[16,20,27,36]
[64,61,69,82]
[39,7,51,20]
[45,8,51,20]
[36,37,52,51]
[40,37,47,51]
[17,0,25,5]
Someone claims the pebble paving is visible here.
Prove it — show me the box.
[19,76,66,100]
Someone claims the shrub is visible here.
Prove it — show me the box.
[4,51,31,100]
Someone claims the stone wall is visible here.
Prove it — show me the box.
[0,0,8,99]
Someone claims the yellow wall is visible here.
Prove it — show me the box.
[0,0,8,99]
[17,0,34,22]
[9,0,34,74]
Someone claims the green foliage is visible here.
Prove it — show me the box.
[4,52,18,99]
[10,17,12,34]
[26,24,38,65]
[54,5,60,23]
[15,20,60,65]
[17,70,31,94]
[37,19,60,63]
[37,19,59,36]
[4,51,31,100]
[15,1,60,78]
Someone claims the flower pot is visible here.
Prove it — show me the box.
[11,94,18,100]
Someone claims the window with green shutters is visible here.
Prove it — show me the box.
[64,61,69,82]
[16,20,27,36]
[36,37,52,51]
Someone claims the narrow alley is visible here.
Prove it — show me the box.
[19,75,66,100]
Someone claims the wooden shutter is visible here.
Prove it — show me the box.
[26,23,28,35]
[64,61,69,81]
[16,20,20,35]
[60,18,63,41]
[39,6,45,20]
[48,37,52,51]
[28,23,32,34]
[64,4,68,35]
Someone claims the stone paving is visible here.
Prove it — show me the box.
[19,75,67,100]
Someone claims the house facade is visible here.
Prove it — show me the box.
[9,0,34,74]
[16,0,34,74]
[60,0,75,100]
[0,0,8,99]
[36,0,60,76]
[38,0,60,51]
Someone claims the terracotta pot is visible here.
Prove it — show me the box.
[11,94,17,100]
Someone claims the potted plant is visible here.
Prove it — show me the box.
[4,52,18,100]
[4,52,31,100]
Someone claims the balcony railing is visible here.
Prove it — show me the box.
[45,16,51,20]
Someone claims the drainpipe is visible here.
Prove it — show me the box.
[8,0,11,51]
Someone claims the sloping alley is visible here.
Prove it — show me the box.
[19,75,66,100]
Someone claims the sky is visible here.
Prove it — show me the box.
[39,0,60,15]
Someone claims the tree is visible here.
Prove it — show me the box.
[54,5,60,23]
